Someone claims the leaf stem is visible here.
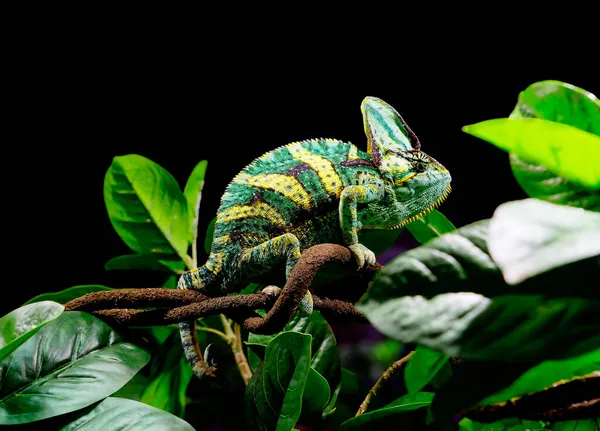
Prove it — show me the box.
[233,322,253,385]
[355,351,415,416]
[195,326,230,343]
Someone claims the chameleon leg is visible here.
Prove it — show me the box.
[238,233,313,316]
[339,183,384,268]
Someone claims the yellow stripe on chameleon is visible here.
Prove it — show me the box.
[287,145,343,197]
[234,172,312,210]
[205,252,226,274]
[217,201,287,226]
[347,145,360,160]
[383,153,410,172]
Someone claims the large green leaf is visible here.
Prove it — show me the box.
[488,198,600,285]
[247,310,341,397]
[404,346,450,394]
[52,397,195,430]
[183,160,208,243]
[406,209,456,244]
[105,253,185,274]
[358,292,600,362]
[0,311,150,425]
[138,331,193,417]
[340,392,434,430]
[0,301,64,361]
[245,331,312,431]
[104,154,192,267]
[462,117,600,189]
[477,347,600,406]
[204,217,216,254]
[25,285,112,305]
[508,81,600,211]
[551,419,600,431]
[459,417,550,431]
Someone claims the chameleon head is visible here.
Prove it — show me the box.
[361,96,452,228]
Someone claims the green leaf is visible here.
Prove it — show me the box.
[488,198,600,285]
[509,81,600,203]
[360,220,503,301]
[359,228,403,256]
[508,81,600,211]
[371,339,403,368]
[25,285,112,305]
[56,397,195,430]
[358,291,600,362]
[462,117,600,189]
[204,217,216,254]
[551,419,600,431]
[247,310,341,398]
[509,153,600,212]
[302,367,331,416]
[183,160,208,243]
[477,347,600,406]
[406,209,456,244]
[0,311,150,425]
[404,346,450,394]
[104,154,192,267]
[245,331,312,431]
[105,253,185,274]
[0,301,64,361]
[139,331,193,417]
[340,392,434,430]
[459,418,551,431]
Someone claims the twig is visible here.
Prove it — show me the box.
[233,322,253,385]
[355,351,415,416]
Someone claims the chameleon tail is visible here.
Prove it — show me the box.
[177,265,218,379]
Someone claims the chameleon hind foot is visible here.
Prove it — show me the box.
[261,285,313,317]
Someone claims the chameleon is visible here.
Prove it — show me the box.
[177,96,452,379]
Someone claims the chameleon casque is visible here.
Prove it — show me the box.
[177,96,452,379]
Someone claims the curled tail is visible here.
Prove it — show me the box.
[178,265,218,379]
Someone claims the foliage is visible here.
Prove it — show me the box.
[2,80,598,430]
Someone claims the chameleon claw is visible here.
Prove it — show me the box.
[261,285,282,297]
[348,243,376,269]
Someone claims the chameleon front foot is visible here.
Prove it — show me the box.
[347,243,377,269]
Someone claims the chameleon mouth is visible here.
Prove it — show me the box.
[384,184,452,230]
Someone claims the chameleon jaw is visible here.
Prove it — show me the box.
[383,184,452,230]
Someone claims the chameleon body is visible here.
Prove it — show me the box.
[178,97,452,378]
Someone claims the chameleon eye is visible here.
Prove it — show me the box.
[408,151,429,173]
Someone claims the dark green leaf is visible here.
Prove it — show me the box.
[371,339,403,368]
[0,311,150,425]
[551,419,600,431]
[509,152,599,212]
[183,160,208,243]
[406,209,456,244]
[507,81,600,210]
[462,117,600,189]
[204,217,216,254]
[58,397,195,430]
[245,331,312,431]
[488,198,600,285]
[359,228,403,256]
[104,154,192,267]
[139,331,193,417]
[404,346,450,394]
[477,347,600,406]
[359,291,600,362]
[0,301,64,361]
[105,253,185,274]
[25,285,112,305]
[459,418,550,431]
[302,367,331,416]
[247,310,341,397]
[340,392,434,430]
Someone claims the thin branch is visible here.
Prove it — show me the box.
[233,322,253,385]
[195,326,230,343]
[356,351,415,416]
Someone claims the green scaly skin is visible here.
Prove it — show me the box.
[178,97,452,378]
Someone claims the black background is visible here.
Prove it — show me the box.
[5,29,598,315]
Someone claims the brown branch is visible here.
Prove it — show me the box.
[460,371,600,422]
[64,244,374,330]
[355,351,415,416]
